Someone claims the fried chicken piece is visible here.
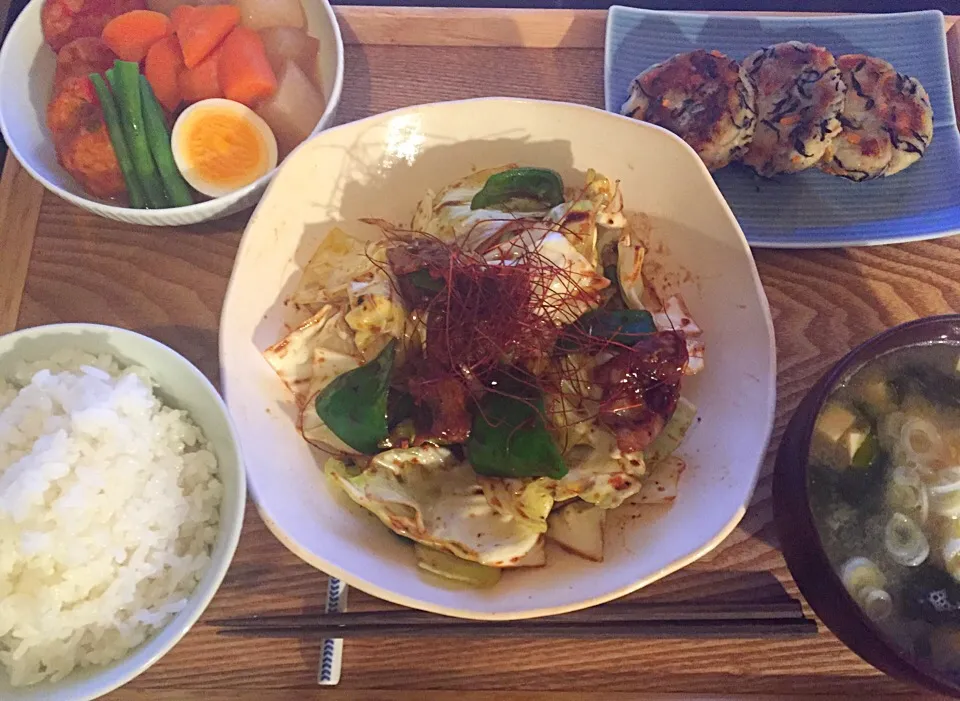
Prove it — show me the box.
[408,372,472,444]
[42,0,145,51]
[53,37,117,92]
[47,77,126,199]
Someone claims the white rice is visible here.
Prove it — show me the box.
[0,349,222,686]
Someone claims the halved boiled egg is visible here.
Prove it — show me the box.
[171,98,278,198]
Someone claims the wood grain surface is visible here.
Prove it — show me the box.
[0,155,44,334]
[333,7,960,49]
[3,8,960,701]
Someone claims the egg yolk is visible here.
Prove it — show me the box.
[185,112,266,186]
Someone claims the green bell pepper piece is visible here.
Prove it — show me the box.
[470,167,565,212]
[315,340,396,454]
[467,392,566,479]
[559,308,657,352]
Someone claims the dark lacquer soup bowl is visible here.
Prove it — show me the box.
[775,314,960,698]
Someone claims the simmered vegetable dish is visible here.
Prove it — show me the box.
[41,0,327,206]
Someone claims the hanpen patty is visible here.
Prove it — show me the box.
[741,42,846,177]
[621,49,757,171]
[820,54,934,181]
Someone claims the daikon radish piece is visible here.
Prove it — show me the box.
[546,501,606,562]
[259,26,318,80]
[254,60,324,157]
[236,0,304,31]
[499,537,546,568]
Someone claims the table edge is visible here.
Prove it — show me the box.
[334,7,960,49]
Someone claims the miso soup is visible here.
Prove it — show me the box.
[809,342,960,675]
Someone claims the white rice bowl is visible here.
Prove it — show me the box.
[0,324,244,701]
[0,350,221,686]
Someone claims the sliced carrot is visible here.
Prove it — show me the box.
[170,5,197,32]
[179,44,224,102]
[176,4,240,69]
[145,35,184,112]
[217,26,277,107]
[101,10,172,62]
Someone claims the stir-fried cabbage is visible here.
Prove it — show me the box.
[545,168,625,266]
[477,476,554,534]
[553,424,647,509]
[487,229,609,326]
[265,166,705,583]
[263,305,358,405]
[325,446,549,567]
[414,543,502,588]
[290,227,379,311]
[645,397,698,466]
[412,165,537,249]
[343,278,406,359]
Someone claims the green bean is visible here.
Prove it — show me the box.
[89,73,146,208]
[138,76,193,208]
[110,60,168,209]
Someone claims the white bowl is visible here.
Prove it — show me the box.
[0,0,344,226]
[220,98,777,619]
[0,323,246,700]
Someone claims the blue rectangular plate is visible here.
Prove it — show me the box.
[604,8,960,248]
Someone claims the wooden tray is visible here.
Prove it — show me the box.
[3,7,960,700]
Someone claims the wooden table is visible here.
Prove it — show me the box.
[3,7,960,700]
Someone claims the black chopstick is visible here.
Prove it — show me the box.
[209,600,817,639]
[213,619,817,639]
[210,600,805,628]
